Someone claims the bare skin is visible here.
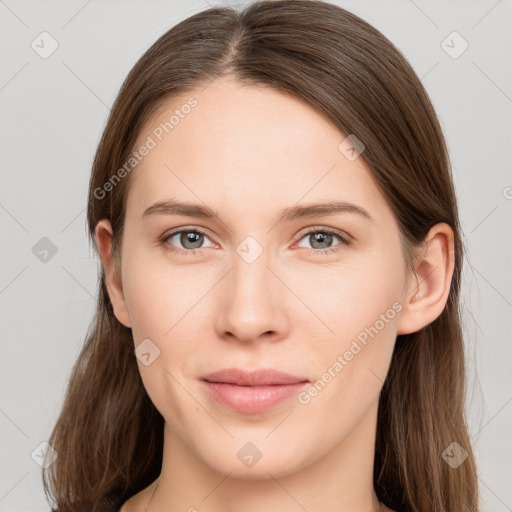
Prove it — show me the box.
[98,76,454,512]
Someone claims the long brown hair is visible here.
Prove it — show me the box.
[42,1,479,511]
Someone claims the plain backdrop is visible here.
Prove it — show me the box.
[1,0,511,510]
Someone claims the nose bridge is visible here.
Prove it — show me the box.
[232,240,271,297]
[215,237,288,342]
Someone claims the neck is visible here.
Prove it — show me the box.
[146,399,382,512]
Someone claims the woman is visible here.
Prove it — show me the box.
[42,1,479,511]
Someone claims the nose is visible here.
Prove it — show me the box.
[214,250,290,345]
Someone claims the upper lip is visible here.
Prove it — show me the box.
[201,368,310,386]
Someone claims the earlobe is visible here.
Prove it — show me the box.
[397,223,455,335]
[95,219,132,328]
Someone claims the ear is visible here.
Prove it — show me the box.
[397,222,455,335]
[95,219,132,328]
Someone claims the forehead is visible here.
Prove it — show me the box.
[125,78,387,225]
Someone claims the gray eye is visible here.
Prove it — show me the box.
[166,230,215,250]
[296,231,344,250]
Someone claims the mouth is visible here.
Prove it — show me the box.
[200,367,310,414]
[200,367,309,386]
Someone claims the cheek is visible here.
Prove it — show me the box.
[122,255,216,393]
[122,255,207,424]
[295,250,404,399]
[291,254,404,344]
[296,279,401,447]
[121,248,205,336]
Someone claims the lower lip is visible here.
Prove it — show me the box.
[201,380,309,414]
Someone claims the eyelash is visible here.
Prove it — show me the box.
[159,226,352,258]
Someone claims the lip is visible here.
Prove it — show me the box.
[200,368,310,414]
[201,368,309,386]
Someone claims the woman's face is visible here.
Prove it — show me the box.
[101,77,415,478]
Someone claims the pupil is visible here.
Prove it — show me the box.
[182,231,202,249]
[313,232,331,249]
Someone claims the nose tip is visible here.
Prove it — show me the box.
[213,251,292,344]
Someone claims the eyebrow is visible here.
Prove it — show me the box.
[141,199,373,224]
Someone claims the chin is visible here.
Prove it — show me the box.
[196,438,307,480]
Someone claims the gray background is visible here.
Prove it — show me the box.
[1,0,511,510]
